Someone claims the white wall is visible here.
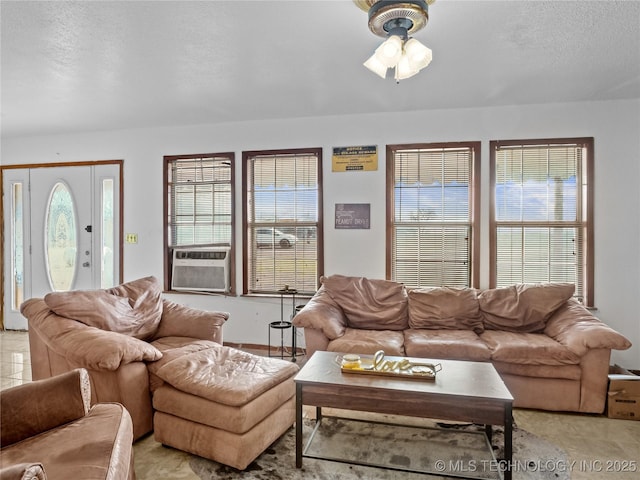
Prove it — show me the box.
[3,99,639,367]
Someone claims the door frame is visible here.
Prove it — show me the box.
[0,160,124,329]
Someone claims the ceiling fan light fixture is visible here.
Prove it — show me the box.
[395,54,420,81]
[355,0,436,82]
[404,38,432,70]
[364,54,389,78]
[374,34,404,68]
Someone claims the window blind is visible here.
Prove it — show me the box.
[389,144,479,288]
[245,149,322,295]
[492,140,593,304]
[168,156,233,247]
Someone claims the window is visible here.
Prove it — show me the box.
[11,182,24,310]
[243,148,323,295]
[490,138,594,305]
[386,142,481,288]
[164,153,235,292]
[101,178,115,288]
[45,182,77,291]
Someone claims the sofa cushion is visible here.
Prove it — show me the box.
[408,287,483,333]
[404,329,492,361]
[147,337,219,391]
[151,344,299,407]
[326,328,405,356]
[492,361,582,381]
[320,275,408,330]
[44,276,163,340]
[478,283,575,333]
[20,298,163,371]
[480,330,581,365]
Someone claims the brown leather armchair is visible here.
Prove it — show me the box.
[0,368,135,480]
[20,276,229,440]
[19,276,297,470]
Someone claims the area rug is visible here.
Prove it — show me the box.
[190,417,569,480]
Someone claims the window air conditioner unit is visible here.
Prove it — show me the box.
[171,248,230,293]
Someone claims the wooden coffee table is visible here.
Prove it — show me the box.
[294,351,514,480]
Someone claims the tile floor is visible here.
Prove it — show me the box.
[0,330,32,389]
[2,330,639,479]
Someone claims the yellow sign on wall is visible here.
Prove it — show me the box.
[332,145,378,172]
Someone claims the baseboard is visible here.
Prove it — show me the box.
[224,342,306,356]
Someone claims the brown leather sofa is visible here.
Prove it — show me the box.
[21,276,299,470]
[293,274,633,414]
[0,368,135,480]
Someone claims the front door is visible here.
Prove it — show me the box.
[2,162,121,329]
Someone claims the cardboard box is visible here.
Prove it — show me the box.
[607,365,640,420]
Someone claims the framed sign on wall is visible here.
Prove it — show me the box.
[335,203,370,229]
[332,145,378,172]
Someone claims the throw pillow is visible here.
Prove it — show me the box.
[320,274,408,330]
[408,287,484,333]
[478,282,575,333]
[44,276,163,340]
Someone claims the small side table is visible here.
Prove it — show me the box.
[268,287,298,362]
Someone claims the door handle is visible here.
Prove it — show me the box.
[82,262,90,268]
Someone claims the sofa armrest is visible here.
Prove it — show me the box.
[0,369,90,447]
[292,286,347,340]
[154,299,229,343]
[0,463,46,480]
[21,298,163,371]
[544,299,632,356]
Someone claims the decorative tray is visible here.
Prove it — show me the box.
[337,351,441,381]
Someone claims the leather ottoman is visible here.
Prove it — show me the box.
[148,342,299,470]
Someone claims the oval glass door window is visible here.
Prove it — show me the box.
[45,182,77,291]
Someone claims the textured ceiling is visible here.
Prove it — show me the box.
[1,0,639,138]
